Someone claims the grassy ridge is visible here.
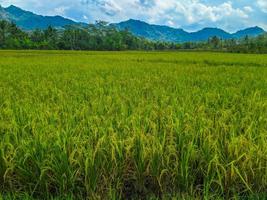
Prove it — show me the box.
[0,51,267,199]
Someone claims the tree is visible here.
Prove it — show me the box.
[209,36,221,49]
[44,26,58,49]
[0,20,10,47]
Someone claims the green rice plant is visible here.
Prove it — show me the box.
[0,51,267,199]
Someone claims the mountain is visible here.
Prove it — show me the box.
[0,5,266,42]
[115,19,266,42]
[0,5,78,30]
[232,26,265,38]
[0,5,12,20]
[115,19,191,43]
[189,28,232,41]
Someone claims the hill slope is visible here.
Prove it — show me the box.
[115,19,266,42]
[0,5,265,42]
[0,5,78,30]
[114,19,191,42]
[232,26,265,38]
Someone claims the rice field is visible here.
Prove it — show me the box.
[0,50,267,199]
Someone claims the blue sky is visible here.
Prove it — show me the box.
[0,0,267,32]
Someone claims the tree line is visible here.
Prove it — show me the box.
[0,20,174,51]
[178,35,267,53]
[0,20,267,53]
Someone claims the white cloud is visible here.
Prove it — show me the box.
[171,1,249,24]
[257,0,267,13]
[0,0,263,32]
[83,15,88,20]
[53,6,69,16]
[243,6,253,13]
[104,0,252,30]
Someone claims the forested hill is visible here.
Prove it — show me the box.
[0,5,79,30]
[0,5,266,43]
[0,19,267,53]
[115,19,265,42]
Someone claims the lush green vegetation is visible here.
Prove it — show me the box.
[180,35,267,53]
[1,20,267,53]
[0,20,175,51]
[0,51,267,199]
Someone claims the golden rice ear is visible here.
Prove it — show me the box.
[0,51,266,199]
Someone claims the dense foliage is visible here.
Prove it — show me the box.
[0,20,267,52]
[0,20,174,51]
[1,51,267,199]
[179,35,267,53]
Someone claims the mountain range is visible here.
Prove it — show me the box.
[0,5,78,30]
[115,19,265,42]
[0,5,266,43]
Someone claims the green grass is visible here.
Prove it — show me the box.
[0,50,267,199]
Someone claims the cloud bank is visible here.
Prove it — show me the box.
[0,0,266,31]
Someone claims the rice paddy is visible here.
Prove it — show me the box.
[0,51,267,199]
